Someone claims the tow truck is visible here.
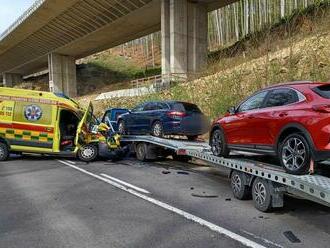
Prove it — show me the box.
[121,135,330,212]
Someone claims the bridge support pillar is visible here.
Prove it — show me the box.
[161,0,207,80]
[48,53,77,97]
[2,73,23,87]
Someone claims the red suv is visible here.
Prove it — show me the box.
[210,81,330,175]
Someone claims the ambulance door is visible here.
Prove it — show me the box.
[74,102,93,148]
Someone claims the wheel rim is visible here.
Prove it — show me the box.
[153,123,162,137]
[81,146,95,159]
[211,131,222,155]
[254,182,266,205]
[231,174,242,195]
[282,137,306,170]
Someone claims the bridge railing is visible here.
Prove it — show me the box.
[0,0,45,41]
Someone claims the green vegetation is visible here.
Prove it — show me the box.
[77,53,161,96]
[93,2,330,119]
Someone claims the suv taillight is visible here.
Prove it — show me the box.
[167,111,187,118]
[312,104,330,113]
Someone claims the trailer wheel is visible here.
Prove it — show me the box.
[78,144,98,162]
[252,178,272,212]
[136,143,147,161]
[0,142,9,161]
[230,171,251,200]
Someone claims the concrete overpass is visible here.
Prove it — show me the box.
[0,0,236,97]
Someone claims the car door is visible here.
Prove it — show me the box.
[141,102,159,132]
[75,102,93,148]
[126,103,145,133]
[224,90,269,146]
[261,87,304,144]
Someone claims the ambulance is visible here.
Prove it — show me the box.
[0,87,108,162]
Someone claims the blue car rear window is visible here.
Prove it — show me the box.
[172,102,201,113]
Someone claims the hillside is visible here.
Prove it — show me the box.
[92,2,330,119]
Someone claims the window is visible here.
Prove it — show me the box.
[156,102,169,110]
[143,102,157,111]
[238,91,268,112]
[172,102,201,113]
[132,103,144,112]
[264,88,300,108]
[312,84,330,99]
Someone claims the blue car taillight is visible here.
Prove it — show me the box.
[167,111,187,118]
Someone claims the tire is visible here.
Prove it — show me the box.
[0,142,9,161]
[78,144,98,162]
[187,135,198,141]
[135,143,147,161]
[151,121,164,138]
[118,120,126,135]
[230,171,251,200]
[279,133,311,175]
[173,154,191,163]
[252,178,272,212]
[210,129,229,157]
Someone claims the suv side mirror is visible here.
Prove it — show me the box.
[228,106,237,115]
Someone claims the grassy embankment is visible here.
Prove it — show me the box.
[91,2,330,120]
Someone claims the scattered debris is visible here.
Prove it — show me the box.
[283,231,301,243]
[177,171,189,175]
[162,170,171,174]
[191,191,218,198]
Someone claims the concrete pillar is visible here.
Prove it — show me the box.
[187,3,208,74]
[2,73,23,87]
[161,0,171,77]
[161,0,208,80]
[48,53,77,97]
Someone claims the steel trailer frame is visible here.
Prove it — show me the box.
[121,135,330,211]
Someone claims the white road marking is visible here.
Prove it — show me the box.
[64,160,76,165]
[100,173,150,194]
[58,160,266,248]
[241,230,284,248]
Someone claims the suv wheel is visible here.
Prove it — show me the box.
[279,133,311,175]
[210,129,229,157]
[151,121,163,138]
[0,142,9,161]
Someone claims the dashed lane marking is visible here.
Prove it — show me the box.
[100,173,150,194]
[58,160,266,248]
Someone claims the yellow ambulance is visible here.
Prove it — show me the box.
[0,87,103,162]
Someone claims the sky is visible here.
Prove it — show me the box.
[0,0,36,34]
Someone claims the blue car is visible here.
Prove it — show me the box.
[117,101,209,140]
[101,108,129,131]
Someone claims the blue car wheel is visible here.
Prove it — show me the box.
[151,121,164,137]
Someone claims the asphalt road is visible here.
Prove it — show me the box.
[0,155,330,248]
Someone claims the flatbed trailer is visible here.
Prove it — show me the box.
[121,135,330,212]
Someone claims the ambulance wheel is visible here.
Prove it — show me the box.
[78,144,98,162]
[0,142,9,161]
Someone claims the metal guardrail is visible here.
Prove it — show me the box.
[0,0,45,41]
